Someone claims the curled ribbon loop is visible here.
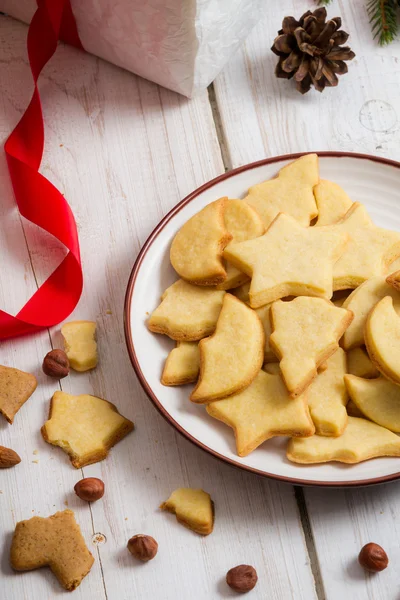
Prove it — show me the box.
[1,0,84,339]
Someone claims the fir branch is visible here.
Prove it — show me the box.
[318,0,332,4]
[367,0,398,44]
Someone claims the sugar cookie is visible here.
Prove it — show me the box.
[216,199,264,290]
[254,304,277,363]
[314,180,353,226]
[61,321,98,372]
[191,294,264,403]
[161,342,200,386]
[307,348,348,437]
[342,275,400,349]
[148,279,225,341]
[345,375,400,432]
[365,296,400,384]
[160,488,214,535]
[346,400,365,418]
[0,365,37,424]
[270,297,353,397]
[42,391,134,468]
[346,347,379,379]
[170,198,232,285]
[231,281,251,304]
[244,154,319,227]
[287,416,400,464]
[224,213,348,308]
[10,509,94,591]
[332,203,400,290]
[206,369,314,457]
[387,269,400,291]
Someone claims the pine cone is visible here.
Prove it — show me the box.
[271,7,355,94]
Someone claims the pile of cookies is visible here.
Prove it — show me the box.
[148,154,400,465]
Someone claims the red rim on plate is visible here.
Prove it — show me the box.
[124,151,400,487]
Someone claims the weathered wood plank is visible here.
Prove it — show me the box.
[213,1,400,598]
[0,15,317,600]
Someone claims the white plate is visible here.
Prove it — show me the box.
[125,152,400,487]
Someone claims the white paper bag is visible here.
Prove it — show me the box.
[1,0,263,97]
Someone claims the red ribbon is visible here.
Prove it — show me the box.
[1,0,84,339]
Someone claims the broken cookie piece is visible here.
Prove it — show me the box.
[160,488,214,535]
[0,365,37,424]
[61,320,98,372]
[42,391,134,468]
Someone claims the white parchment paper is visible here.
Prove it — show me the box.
[1,0,263,96]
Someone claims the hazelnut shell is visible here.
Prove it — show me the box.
[42,349,70,378]
[226,564,258,593]
[358,543,388,572]
[127,535,158,562]
[74,477,105,502]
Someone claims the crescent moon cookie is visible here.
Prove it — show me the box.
[331,203,400,290]
[287,416,400,464]
[244,154,319,227]
[190,294,264,403]
[365,295,400,384]
[224,213,349,308]
[170,198,232,285]
[206,369,314,457]
[345,375,400,432]
[148,279,225,341]
[161,342,200,386]
[216,199,264,290]
[314,180,353,226]
[341,275,400,350]
[269,297,353,398]
[307,348,348,437]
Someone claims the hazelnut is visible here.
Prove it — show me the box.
[358,543,388,572]
[42,349,70,378]
[74,478,105,502]
[226,564,258,593]
[127,535,158,562]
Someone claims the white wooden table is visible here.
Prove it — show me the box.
[1,2,400,598]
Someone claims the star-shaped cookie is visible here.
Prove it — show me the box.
[148,279,225,341]
[332,203,400,290]
[224,213,348,308]
[287,416,400,464]
[206,369,314,457]
[270,297,353,397]
[42,391,134,468]
[244,154,319,227]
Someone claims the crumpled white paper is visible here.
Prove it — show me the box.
[1,0,263,97]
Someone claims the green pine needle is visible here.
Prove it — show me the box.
[367,0,398,45]
[315,0,399,45]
